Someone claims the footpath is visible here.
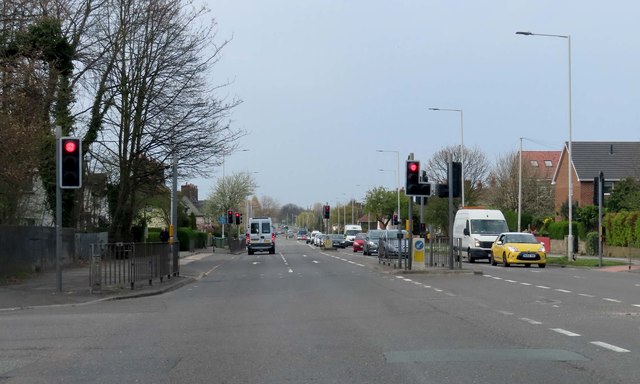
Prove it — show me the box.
[0,247,232,311]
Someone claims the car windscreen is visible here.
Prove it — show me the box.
[250,223,260,234]
[470,219,508,235]
[505,234,539,244]
[344,230,359,236]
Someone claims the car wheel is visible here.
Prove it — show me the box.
[502,253,509,267]
[538,263,546,268]
[490,254,497,266]
[524,263,531,268]
[269,247,275,254]
[248,249,254,255]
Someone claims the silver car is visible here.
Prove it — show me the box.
[378,229,409,259]
[363,230,383,255]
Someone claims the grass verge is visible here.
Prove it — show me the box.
[547,256,628,267]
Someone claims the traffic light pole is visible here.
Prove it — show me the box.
[55,127,63,292]
[448,159,455,270]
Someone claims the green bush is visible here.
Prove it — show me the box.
[546,221,582,240]
[503,210,533,232]
[585,232,599,256]
[176,227,209,251]
[636,217,640,247]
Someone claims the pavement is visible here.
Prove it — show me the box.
[0,247,229,312]
[1,246,638,312]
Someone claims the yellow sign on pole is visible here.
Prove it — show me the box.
[412,238,426,265]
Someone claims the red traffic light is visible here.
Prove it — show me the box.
[408,162,419,173]
[63,140,78,153]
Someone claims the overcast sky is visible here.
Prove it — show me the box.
[189,0,640,209]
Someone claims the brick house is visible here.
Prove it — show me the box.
[552,141,640,212]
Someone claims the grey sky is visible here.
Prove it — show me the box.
[190,0,640,209]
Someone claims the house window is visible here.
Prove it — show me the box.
[544,160,553,167]
[530,160,539,167]
[603,181,614,195]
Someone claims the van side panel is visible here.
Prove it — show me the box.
[453,209,508,262]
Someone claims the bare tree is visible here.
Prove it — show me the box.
[425,145,491,206]
[259,196,281,219]
[206,172,257,220]
[486,150,554,218]
[89,0,243,240]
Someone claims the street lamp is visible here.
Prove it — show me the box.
[428,107,465,207]
[376,150,400,228]
[516,30,574,260]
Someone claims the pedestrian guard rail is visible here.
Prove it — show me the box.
[379,235,463,270]
[90,242,179,293]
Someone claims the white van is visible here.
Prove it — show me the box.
[453,209,508,263]
[246,217,275,255]
[343,224,362,246]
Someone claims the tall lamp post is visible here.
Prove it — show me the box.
[516,30,574,260]
[376,150,400,228]
[428,108,465,207]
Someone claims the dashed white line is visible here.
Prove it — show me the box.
[413,282,422,286]
[632,304,640,308]
[498,310,514,316]
[536,285,551,289]
[505,279,517,283]
[312,260,319,264]
[550,328,581,337]
[403,278,413,282]
[603,298,622,303]
[555,289,572,293]
[423,285,431,288]
[590,341,630,353]
[433,288,443,292]
[578,293,595,298]
[445,292,456,297]
[520,282,532,286]
[519,317,542,325]
[491,276,502,280]
[395,276,405,279]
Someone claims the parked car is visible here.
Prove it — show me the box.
[297,229,308,241]
[378,229,408,259]
[327,234,346,248]
[352,232,366,253]
[314,233,326,247]
[308,230,320,244]
[363,230,383,256]
[490,232,546,268]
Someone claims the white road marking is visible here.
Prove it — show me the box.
[312,260,319,264]
[303,254,307,257]
[578,293,595,298]
[355,263,365,267]
[413,282,422,285]
[519,317,542,325]
[520,282,532,286]
[505,279,517,283]
[403,278,413,282]
[636,284,640,287]
[498,310,514,316]
[550,328,581,337]
[445,292,456,297]
[433,288,443,292]
[423,285,431,288]
[632,304,640,308]
[483,275,493,278]
[590,341,630,353]
[555,289,572,293]
[536,285,550,289]
[252,262,260,265]
[491,276,502,280]
[603,298,622,303]
[288,268,293,273]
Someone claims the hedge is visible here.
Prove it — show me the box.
[545,221,584,240]
[603,211,639,247]
[177,227,208,251]
[585,232,599,256]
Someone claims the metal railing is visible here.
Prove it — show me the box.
[428,236,463,269]
[89,242,179,293]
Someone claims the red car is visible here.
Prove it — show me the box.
[352,233,366,253]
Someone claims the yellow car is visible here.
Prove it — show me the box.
[490,232,546,268]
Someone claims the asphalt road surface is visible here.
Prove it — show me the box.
[1,238,639,383]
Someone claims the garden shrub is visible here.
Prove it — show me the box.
[585,232,599,256]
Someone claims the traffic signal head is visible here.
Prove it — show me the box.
[451,161,462,198]
[392,214,398,225]
[227,210,234,224]
[235,212,241,225]
[323,205,331,219]
[405,161,420,195]
[59,137,82,188]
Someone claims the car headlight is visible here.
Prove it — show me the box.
[474,239,481,247]
[538,245,546,252]
[508,246,518,253]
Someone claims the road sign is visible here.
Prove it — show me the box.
[218,215,227,224]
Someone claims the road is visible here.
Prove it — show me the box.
[1,238,639,383]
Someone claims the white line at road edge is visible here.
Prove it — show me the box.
[590,341,630,353]
[550,328,581,337]
[603,298,622,303]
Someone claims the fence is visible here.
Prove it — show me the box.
[427,236,462,269]
[89,242,179,293]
